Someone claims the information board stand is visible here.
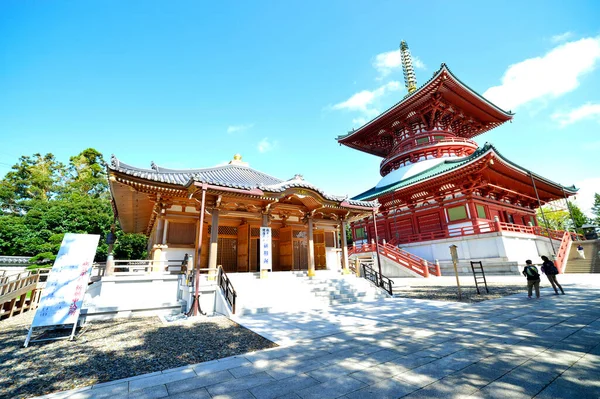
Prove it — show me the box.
[24,233,100,347]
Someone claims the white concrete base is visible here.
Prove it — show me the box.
[83,273,186,321]
[399,231,561,269]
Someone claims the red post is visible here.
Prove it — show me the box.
[422,259,430,277]
[435,259,441,276]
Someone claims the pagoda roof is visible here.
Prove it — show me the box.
[352,143,577,201]
[108,155,377,208]
[337,64,514,157]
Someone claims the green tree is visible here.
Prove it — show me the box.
[567,201,589,230]
[114,232,148,260]
[591,193,600,226]
[0,153,65,213]
[0,148,152,263]
[66,148,109,198]
[537,207,568,230]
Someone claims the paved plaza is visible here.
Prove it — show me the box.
[36,275,600,399]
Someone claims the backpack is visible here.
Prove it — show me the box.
[525,265,539,278]
[543,261,558,275]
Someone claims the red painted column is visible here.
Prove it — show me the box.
[467,197,479,233]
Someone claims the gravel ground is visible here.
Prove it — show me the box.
[0,312,277,399]
[393,283,526,302]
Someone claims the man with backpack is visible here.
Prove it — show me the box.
[541,255,565,295]
[523,260,541,299]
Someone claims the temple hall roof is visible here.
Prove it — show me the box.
[352,143,578,201]
[109,155,377,208]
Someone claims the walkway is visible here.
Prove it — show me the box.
[36,276,600,399]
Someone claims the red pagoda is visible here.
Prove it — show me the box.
[338,42,578,275]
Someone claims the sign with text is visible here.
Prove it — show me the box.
[259,227,272,271]
[31,233,100,328]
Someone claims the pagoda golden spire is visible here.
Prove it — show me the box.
[400,40,418,94]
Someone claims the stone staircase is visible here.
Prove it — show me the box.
[565,240,600,273]
[227,270,389,316]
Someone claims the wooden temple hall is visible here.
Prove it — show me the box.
[108,154,378,276]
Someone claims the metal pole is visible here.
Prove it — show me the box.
[372,208,383,286]
[562,188,578,239]
[393,191,399,243]
[530,172,556,255]
[193,185,207,316]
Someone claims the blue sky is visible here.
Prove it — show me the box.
[1,1,599,214]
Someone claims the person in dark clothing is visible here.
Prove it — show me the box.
[541,255,565,295]
[523,259,541,299]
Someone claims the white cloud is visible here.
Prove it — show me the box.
[552,103,600,127]
[373,50,426,78]
[352,117,369,126]
[413,56,426,70]
[333,81,400,112]
[551,32,573,43]
[333,81,401,127]
[257,137,275,153]
[227,123,254,134]
[573,178,600,217]
[483,36,600,111]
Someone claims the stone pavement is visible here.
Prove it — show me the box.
[36,278,600,399]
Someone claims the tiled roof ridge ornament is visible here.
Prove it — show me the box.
[293,174,304,181]
[151,161,158,171]
[110,154,119,168]
[229,153,249,167]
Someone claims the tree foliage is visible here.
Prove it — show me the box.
[0,148,148,263]
[592,193,600,226]
[537,200,589,232]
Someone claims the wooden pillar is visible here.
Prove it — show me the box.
[467,198,478,232]
[307,217,316,277]
[383,213,392,242]
[155,212,165,246]
[341,220,350,275]
[208,210,219,270]
[105,223,116,276]
[162,220,169,244]
[152,244,163,272]
[152,208,166,272]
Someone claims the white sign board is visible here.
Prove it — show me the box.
[31,233,100,328]
[259,227,272,271]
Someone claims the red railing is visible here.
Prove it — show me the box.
[349,221,578,276]
[349,241,441,277]
[395,220,576,245]
[553,231,572,274]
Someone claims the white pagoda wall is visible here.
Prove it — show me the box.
[400,231,561,268]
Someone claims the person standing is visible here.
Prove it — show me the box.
[523,260,541,299]
[541,255,565,295]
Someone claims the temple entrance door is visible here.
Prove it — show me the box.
[237,223,249,272]
[292,229,308,270]
[313,230,326,270]
[279,226,293,271]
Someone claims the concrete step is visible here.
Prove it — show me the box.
[231,270,389,315]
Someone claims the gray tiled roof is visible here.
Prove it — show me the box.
[110,155,283,188]
[109,155,378,208]
[0,256,32,265]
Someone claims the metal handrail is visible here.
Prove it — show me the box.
[217,265,237,314]
[361,262,394,296]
